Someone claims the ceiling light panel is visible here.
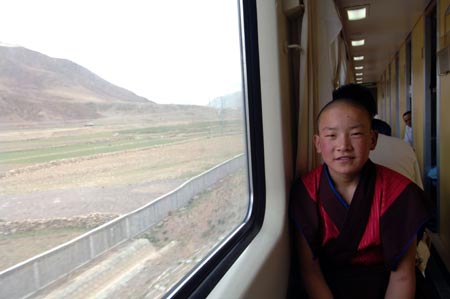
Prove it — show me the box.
[355,73,363,76]
[355,66,364,70]
[347,7,367,21]
[354,56,364,61]
[351,39,365,46]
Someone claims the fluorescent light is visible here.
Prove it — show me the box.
[356,78,363,82]
[351,39,365,47]
[355,73,363,76]
[347,7,367,21]
[355,66,364,70]
[354,56,364,61]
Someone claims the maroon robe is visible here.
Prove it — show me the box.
[290,160,430,299]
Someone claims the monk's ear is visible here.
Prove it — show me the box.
[370,130,378,150]
[313,134,321,153]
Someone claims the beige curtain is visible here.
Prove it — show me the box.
[294,0,344,177]
[330,38,341,89]
[294,0,319,178]
[339,35,352,85]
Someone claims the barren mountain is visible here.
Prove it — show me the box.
[0,46,159,123]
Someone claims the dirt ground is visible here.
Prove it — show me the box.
[32,170,248,299]
[0,132,244,271]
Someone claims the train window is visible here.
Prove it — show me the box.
[0,0,263,299]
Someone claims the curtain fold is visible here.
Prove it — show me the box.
[295,0,318,178]
[294,0,345,177]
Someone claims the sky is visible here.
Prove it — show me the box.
[0,0,243,106]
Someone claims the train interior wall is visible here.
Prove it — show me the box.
[376,0,450,273]
[209,0,450,298]
[436,0,450,270]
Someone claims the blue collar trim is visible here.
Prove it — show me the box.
[324,164,350,209]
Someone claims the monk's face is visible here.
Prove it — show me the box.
[314,101,377,180]
[403,112,411,127]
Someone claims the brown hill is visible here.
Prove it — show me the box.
[0,46,157,123]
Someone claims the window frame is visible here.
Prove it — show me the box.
[163,0,265,298]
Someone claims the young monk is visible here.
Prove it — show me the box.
[290,98,430,299]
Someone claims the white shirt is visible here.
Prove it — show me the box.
[403,125,413,147]
[370,133,423,189]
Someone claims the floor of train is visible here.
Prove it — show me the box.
[419,246,450,299]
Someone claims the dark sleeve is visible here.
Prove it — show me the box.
[289,179,321,257]
[380,183,432,270]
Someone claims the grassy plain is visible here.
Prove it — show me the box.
[0,120,242,169]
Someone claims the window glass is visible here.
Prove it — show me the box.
[0,1,250,298]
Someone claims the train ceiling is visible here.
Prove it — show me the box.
[335,0,432,84]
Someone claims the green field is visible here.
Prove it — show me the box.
[0,120,243,169]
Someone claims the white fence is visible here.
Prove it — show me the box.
[0,154,246,299]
